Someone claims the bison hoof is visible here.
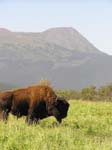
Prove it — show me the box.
[33,118,40,125]
[26,117,33,125]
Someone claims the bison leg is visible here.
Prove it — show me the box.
[25,116,29,124]
[25,116,39,125]
[33,118,40,124]
[27,101,41,125]
[26,106,35,125]
[2,109,9,122]
[26,114,33,125]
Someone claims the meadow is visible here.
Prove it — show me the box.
[0,100,112,150]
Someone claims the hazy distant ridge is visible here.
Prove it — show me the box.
[0,27,112,90]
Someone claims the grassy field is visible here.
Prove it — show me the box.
[0,100,112,150]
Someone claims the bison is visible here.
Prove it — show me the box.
[12,96,69,124]
[25,97,69,124]
[11,85,57,124]
[0,85,69,125]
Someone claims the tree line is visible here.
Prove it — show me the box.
[56,84,112,101]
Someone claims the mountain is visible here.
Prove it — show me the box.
[42,27,99,53]
[0,28,11,33]
[0,27,112,90]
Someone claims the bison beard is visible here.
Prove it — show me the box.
[11,85,57,124]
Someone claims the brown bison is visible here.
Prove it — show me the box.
[0,91,13,121]
[12,96,69,124]
[0,85,69,125]
[11,85,57,124]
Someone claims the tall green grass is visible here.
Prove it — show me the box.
[0,100,112,150]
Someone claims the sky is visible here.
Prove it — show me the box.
[0,0,112,55]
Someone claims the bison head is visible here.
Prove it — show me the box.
[52,97,69,123]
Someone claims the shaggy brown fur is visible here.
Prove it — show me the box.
[0,91,13,121]
[11,85,57,124]
[0,86,69,124]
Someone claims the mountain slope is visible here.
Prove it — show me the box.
[42,27,100,54]
[0,27,112,90]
